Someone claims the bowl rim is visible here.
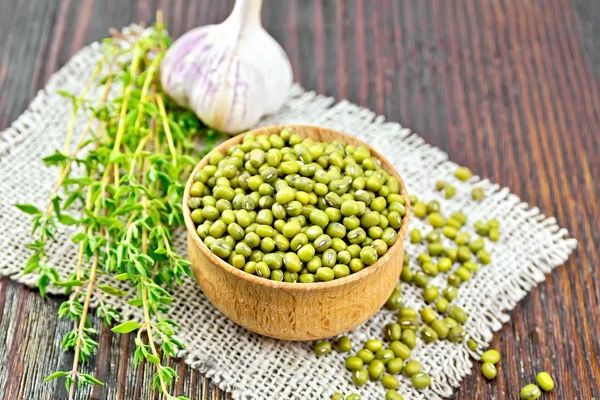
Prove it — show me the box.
[183,124,410,292]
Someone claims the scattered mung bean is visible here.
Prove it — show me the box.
[536,372,554,391]
[455,167,472,181]
[337,336,353,353]
[314,341,332,355]
[345,356,364,370]
[365,339,383,353]
[403,360,422,377]
[411,372,431,389]
[385,390,404,400]
[471,187,484,200]
[357,349,375,363]
[481,349,500,364]
[481,362,497,380]
[351,368,369,386]
[520,384,542,400]
[382,375,399,389]
[368,359,385,380]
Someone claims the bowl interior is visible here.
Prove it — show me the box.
[183,125,411,291]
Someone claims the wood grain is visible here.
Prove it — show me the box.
[184,125,409,341]
[0,0,598,399]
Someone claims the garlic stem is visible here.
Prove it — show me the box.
[226,0,263,29]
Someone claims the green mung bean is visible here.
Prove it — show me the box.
[447,305,468,324]
[467,339,478,351]
[423,286,440,303]
[443,286,459,301]
[481,362,497,380]
[417,253,432,264]
[401,329,417,349]
[314,341,331,355]
[457,245,472,262]
[404,360,421,377]
[536,372,554,391]
[487,218,499,229]
[400,267,414,283]
[474,220,489,236]
[455,267,471,282]
[520,384,542,400]
[420,307,437,325]
[428,242,444,256]
[463,261,479,273]
[385,290,403,312]
[435,298,449,313]
[413,202,427,218]
[422,262,439,277]
[382,375,399,389]
[368,359,385,380]
[448,326,466,343]
[455,166,472,181]
[454,232,471,246]
[471,187,485,200]
[481,349,500,364]
[477,249,492,264]
[365,339,383,353]
[420,326,439,343]
[442,226,457,239]
[445,217,462,230]
[438,257,453,273]
[345,356,364,370]
[375,349,395,365]
[444,185,456,199]
[413,272,430,288]
[410,228,422,244]
[489,228,500,242]
[384,323,402,341]
[352,368,369,386]
[444,317,458,328]
[411,372,431,389]
[385,390,404,400]
[425,230,441,243]
[447,273,462,287]
[389,341,411,360]
[398,317,418,331]
[431,319,450,339]
[357,349,375,363]
[428,212,444,228]
[386,358,404,375]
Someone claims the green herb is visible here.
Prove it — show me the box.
[18,16,219,400]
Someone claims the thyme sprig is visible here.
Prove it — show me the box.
[19,17,218,399]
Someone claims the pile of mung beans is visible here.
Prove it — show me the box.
[313,181,505,399]
[188,128,406,282]
[320,172,557,399]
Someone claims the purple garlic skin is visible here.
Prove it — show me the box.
[160,0,293,134]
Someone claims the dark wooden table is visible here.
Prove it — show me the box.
[1,0,598,399]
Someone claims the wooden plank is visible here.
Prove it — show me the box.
[0,0,598,398]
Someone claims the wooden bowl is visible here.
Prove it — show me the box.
[183,125,410,341]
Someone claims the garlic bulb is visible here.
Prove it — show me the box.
[160,0,293,133]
